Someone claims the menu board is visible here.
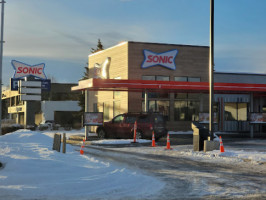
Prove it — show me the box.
[83,112,103,126]
[199,113,218,123]
[249,113,266,123]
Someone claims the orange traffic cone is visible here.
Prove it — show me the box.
[132,121,138,143]
[219,136,225,153]
[151,131,157,147]
[80,138,85,155]
[165,133,172,150]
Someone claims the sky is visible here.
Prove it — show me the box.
[2,0,266,87]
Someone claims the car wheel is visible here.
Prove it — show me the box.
[136,130,143,140]
[98,129,106,139]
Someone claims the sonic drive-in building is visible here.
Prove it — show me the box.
[73,41,266,134]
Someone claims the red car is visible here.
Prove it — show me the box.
[96,113,167,140]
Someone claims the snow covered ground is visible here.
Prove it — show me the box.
[0,129,164,200]
[1,129,266,199]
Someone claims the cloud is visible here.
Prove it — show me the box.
[3,1,152,61]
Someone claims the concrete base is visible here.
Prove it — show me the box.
[204,140,219,152]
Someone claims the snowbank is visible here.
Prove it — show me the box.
[0,130,164,200]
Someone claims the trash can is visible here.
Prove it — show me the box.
[191,122,209,151]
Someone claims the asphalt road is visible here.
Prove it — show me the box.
[81,136,266,200]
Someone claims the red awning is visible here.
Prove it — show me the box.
[72,78,266,94]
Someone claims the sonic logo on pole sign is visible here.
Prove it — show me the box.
[141,49,178,70]
[12,60,47,79]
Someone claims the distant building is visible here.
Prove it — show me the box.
[2,82,82,128]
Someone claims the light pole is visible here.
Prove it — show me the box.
[209,0,214,140]
[0,0,5,135]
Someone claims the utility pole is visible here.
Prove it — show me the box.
[209,0,214,140]
[0,0,5,135]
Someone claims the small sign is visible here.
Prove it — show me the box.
[249,113,266,123]
[12,60,47,80]
[10,78,19,91]
[199,113,218,123]
[41,79,51,91]
[141,49,178,70]
[10,78,51,91]
[20,94,41,101]
[83,112,103,126]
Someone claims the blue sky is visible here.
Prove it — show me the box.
[2,0,266,87]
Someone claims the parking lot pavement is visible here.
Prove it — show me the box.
[81,137,266,199]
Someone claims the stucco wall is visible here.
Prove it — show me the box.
[41,101,80,121]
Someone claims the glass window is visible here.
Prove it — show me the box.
[238,103,247,121]
[154,115,164,123]
[125,116,137,124]
[113,91,120,99]
[113,101,121,117]
[175,77,187,82]
[175,93,187,99]
[263,105,266,113]
[104,102,110,121]
[142,101,169,120]
[93,103,98,112]
[157,101,170,120]
[188,100,200,121]
[156,76,169,81]
[142,75,155,80]
[149,100,156,112]
[138,115,149,123]
[113,114,124,123]
[188,77,201,82]
[174,101,187,121]
[224,103,237,121]
[188,93,199,99]
[174,100,200,121]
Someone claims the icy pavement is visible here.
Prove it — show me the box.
[0,130,164,200]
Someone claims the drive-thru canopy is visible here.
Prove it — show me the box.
[72,78,266,95]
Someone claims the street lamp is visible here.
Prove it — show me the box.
[209,0,214,140]
[0,0,5,135]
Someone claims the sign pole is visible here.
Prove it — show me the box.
[0,1,5,135]
[209,0,214,140]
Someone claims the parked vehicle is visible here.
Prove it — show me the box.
[96,113,167,140]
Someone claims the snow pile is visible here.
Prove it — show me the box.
[0,130,164,200]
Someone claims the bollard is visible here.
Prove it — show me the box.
[62,133,66,153]
[53,133,61,152]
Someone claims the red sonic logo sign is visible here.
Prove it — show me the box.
[12,60,47,80]
[141,49,178,70]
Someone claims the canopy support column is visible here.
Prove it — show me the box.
[144,90,148,112]
[85,90,89,140]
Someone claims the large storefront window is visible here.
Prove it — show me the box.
[142,100,169,120]
[224,103,247,121]
[113,101,121,117]
[174,100,200,121]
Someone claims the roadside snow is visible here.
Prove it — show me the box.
[0,129,164,200]
[91,139,150,145]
